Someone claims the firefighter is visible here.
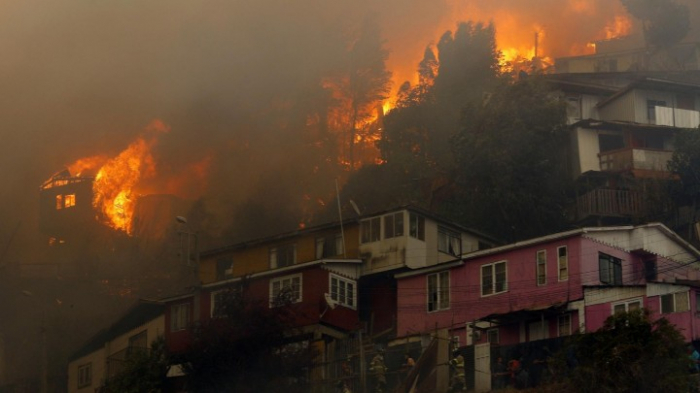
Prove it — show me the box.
[369,349,388,393]
[449,350,466,392]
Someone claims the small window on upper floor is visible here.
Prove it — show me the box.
[270,274,302,306]
[438,227,461,256]
[55,195,63,210]
[360,217,381,244]
[427,271,450,312]
[316,234,343,259]
[647,99,667,124]
[481,261,507,296]
[330,274,356,309]
[558,246,568,282]
[409,213,425,241]
[612,298,642,315]
[270,244,296,269]
[384,212,404,239]
[64,194,76,208]
[599,253,622,285]
[216,257,233,281]
[536,250,547,286]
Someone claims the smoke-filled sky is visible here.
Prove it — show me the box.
[0,0,697,260]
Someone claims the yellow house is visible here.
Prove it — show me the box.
[67,301,164,393]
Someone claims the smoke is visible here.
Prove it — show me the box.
[0,0,697,252]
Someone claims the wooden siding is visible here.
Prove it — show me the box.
[576,188,645,218]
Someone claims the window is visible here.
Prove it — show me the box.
[644,257,658,281]
[360,217,381,244]
[270,274,302,305]
[77,363,92,388]
[566,95,581,120]
[216,257,233,281]
[269,244,296,269]
[427,271,450,312]
[409,213,425,241]
[438,227,461,256]
[211,290,226,317]
[487,329,499,344]
[661,292,689,314]
[170,303,191,332]
[558,247,568,281]
[384,212,404,239]
[64,194,76,208]
[599,253,622,285]
[647,99,667,123]
[330,274,356,308]
[56,195,63,210]
[558,314,572,337]
[536,250,546,286]
[128,330,148,349]
[481,261,507,296]
[612,298,642,315]
[316,234,344,259]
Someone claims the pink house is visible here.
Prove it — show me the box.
[396,223,700,348]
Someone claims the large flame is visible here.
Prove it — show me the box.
[92,120,169,234]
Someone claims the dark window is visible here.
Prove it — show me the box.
[270,244,296,268]
[316,234,344,258]
[644,257,658,281]
[599,134,625,152]
[647,99,667,123]
[216,257,233,281]
[599,253,622,285]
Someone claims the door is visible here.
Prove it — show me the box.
[474,342,491,393]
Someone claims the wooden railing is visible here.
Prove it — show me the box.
[576,188,645,218]
[598,148,673,173]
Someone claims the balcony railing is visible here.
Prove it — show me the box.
[599,148,673,173]
[576,188,645,218]
[655,106,700,128]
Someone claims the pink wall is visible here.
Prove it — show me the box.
[397,236,585,338]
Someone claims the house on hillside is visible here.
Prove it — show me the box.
[395,223,700,392]
[160,206,496,391]
[66,301,164,393]
[546,72,700,237]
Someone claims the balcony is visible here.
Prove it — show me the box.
[599,148,673,175]
[576,188,645,218]
[654,106,700,128]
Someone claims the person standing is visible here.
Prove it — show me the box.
[449,351,466,392]
[369,349,388,393]
[492,356,508,390]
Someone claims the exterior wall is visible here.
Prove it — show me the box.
[599,90,637,122]
[571,126,604,175]
[199,224,360,284]
[577,238,641,285]
[396,236,585,338]
[583,286,646,331]
[68,348,105,393]
[106,315,164,354]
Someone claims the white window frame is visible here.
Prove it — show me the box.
[438,226,461,256]
[269,243,296,269]
[611,297,643,315]
[360,217,381,244]
[660,291,690,314]
[536,250,546,286]
[557,246,569,282]
[170,302,191,332]
[384,212,404,239]
[329,274,356,309]
[481,261,507,297]
[270,273,302,306]
[427,271,450,312]
[558,314,571,337]
[409,213,425,241]
[77,363,92,388]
